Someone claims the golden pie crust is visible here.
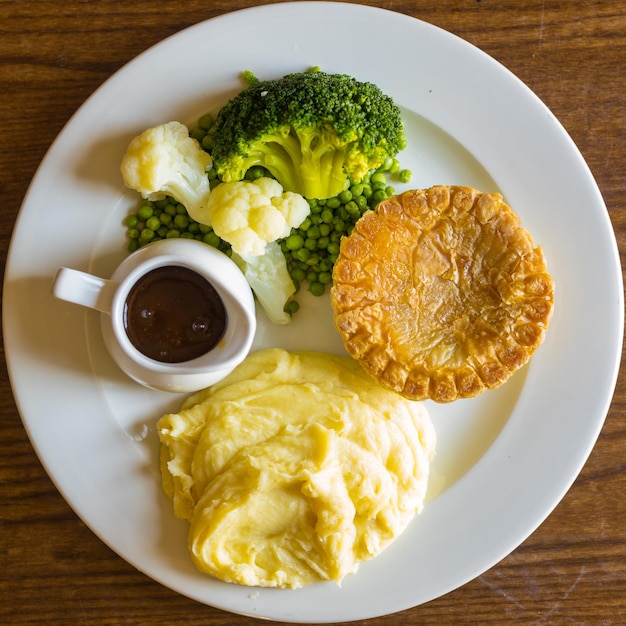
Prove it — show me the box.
[331,186,554,403]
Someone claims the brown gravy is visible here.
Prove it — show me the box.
[124,265,227,363]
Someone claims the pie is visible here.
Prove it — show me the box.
[331,186,554,403]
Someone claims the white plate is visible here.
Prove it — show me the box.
[4,2,623,623]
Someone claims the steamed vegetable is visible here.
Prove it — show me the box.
[201,177,310,257]
[120,121,213,223]
[204,70,406,200]
[232,241,296,325]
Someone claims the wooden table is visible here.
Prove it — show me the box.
[2,1,624,624]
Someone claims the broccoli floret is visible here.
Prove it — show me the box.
[206,71,406,200]
[241,70,259,85]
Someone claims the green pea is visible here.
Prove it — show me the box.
[327,242,340,256]
[345,201,360,217]
[321,209,334,224]
[319,258,333,272]
[190,127,205,143]
[398,169,412,183]
[146,216,161,231]
[198,113,214,130]
[306,225,321,239]
[370,172,387,185]
[333,219,346,233]
[373,189,388,203]
[137,204,154,220]
[338,189,352,204]
[380,157,394,171]
[284,300,300,316]
[285,233,305,250]
[308,282,325,296]
[140,228,155,242]
[306,270,318,284]
[173,214,189,229]
[318,271,332,284]
[203,232,221,247]
[291,267,306,282]
[295,248,311,262]
[350,183,364,197]
[125,215,139,228]
[245,166,267,180]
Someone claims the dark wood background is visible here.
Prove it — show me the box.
[1,1,624,624]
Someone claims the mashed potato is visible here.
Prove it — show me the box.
[157,348,435,588]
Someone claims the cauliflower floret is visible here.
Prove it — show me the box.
[120,121,213,219]
[232,241,296,325]
[205,178,310,257]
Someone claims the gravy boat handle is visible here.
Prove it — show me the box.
[52,267,117,314]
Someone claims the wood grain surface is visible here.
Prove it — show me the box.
[1,1,624,624]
